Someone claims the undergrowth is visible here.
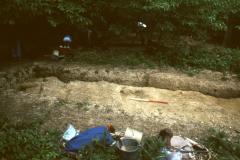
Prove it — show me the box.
[0,116,62,160]
[73,42,240,75]
[201,128,240,160]
[137,136,167,160]
[78,130,120,160]
[0,116,239,159]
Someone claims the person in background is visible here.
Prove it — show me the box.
[136,22,147,46]
[83,27,92,46]
[9,25,21,62]
[63,35,72,47]
[130,22,147,46]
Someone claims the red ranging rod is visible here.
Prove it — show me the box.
[130,98,168,104]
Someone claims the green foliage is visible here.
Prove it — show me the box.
[56,98,69,107]
[0,116,62,160]
[66,56,78,62]
[145,42,240,74]
[76,102,83,109]
[202,128,240,159]
[126,53,142,66]
[83,108,89,112]
[2,0,240,44]
[106,106,113,113]
[138,136,167,160]
[82,100,92,105]
[76,100,92,109]
[186,45,240,74]
[1,116,239,160]
[187,71,195,77]
[75,41,240,74]
[0,0,92,27]
[79,51,155,68]
[78,130,119,160]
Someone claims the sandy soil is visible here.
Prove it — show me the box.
[18,76,240,131]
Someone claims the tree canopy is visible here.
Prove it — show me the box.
[1,0,240,46]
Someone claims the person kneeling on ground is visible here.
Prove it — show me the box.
[158,128,173,149]
[63,35,72,47]
[64,125,115,152]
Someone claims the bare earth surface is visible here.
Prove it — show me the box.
[0,45,240,150]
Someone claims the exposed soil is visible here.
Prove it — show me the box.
[0,38,240,153]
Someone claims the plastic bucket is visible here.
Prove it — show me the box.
[53,50,59,56]
[124,127,143,142]
[116,138,141,160]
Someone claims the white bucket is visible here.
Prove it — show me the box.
[53,50,59,56]
[124,127,143,142]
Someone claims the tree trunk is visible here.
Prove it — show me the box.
[223,12,234,48]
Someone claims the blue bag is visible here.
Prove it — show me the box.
[64,126,113,152]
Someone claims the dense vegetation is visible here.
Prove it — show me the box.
[68,42,240,76]
[1,0,240,46]
[0,116,239,159]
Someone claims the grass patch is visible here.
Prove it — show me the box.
[76,100,92,109]
[106,106,113,113]
[76,102,83,109]
[83,107,89,111]
[55,98,69,107]
[187,70,195,77]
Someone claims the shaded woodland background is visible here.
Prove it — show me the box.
[1,0,240,60]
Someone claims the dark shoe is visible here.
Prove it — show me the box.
[13,58,17,62]
[17,57,21,62]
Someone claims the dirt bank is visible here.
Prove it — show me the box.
[0,61,240,98]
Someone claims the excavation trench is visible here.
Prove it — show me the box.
[33,63,240,99]
[0,62,240,134]
[1,62,240,99]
